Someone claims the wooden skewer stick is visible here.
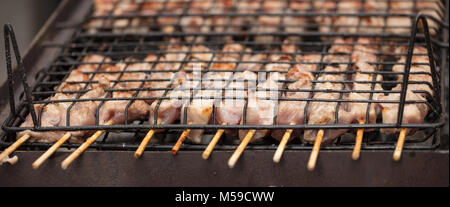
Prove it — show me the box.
[202,122,227,160]
[171,122,192,155]
[393,128,407,162]
[134,130,155,159]
[61,120,114,170]
[134,119,161,159]
[228,129,255,169]
[32,132,72,169]
[352,120,366,161]
[307,129,324,171]
[0,134,31,163]
[273,123,295,163]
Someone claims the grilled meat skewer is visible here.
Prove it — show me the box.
[98,60,151,125]
[181,72,229,143]
[17,55,113,142]
[303,38,353,143]
[148,43,211,131]
[271,64,315,141]
[344,38,384,128]
[180,44,247,143]
[238,72,285,141]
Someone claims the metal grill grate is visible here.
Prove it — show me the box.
[1,0,448,152]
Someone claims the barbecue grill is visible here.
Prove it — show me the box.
[0,0,448,187]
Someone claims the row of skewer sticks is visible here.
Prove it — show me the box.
[0,119,407,170]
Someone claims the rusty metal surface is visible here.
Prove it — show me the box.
[0,150,447,187]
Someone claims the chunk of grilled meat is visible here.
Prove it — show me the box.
[271,67,314,141]
[148,73,196,132]
[98,61,150,125]
[238,72,285,142]
[216,71,258,137]
[181,72,229,143]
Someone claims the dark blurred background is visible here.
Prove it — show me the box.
[0,0,61,84]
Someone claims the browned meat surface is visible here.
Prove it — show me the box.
[299,54,322,72]
[181,8,211,42]
[303,38,353,143]
[18,95,72,143]
[334,0,361,33]
[156,2,185,34]
[360,0,387,33]
[334,0,387,33]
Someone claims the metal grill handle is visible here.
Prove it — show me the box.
[397,13,440,126]
[3,24,37,127]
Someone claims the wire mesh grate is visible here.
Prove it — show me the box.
[1,0,448,151]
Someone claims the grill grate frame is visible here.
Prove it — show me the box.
[1,0,448,151]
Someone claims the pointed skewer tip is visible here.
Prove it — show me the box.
[227,129,255,169]
[307,129,323,171]
[171,122,192,155]
[393,128,407,162]
[134,129,155,159]
[202,124,226,160]
[273,123,294,164]
[352,120,366,161]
